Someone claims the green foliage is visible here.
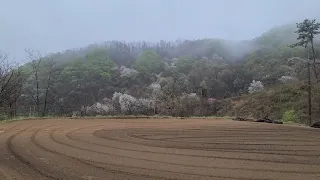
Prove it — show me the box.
[282,110,299,123]
[291,19,320,48]
[133,50,164,75]
[0,114,7,121]
[175,56,194,74]
[60,49,114,82]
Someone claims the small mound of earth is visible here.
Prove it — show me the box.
[255,119,283,124]
[311,121,320,128]
[232,117,254,122]
[232,117,283,124]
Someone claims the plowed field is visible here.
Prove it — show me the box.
[0,118,319,180]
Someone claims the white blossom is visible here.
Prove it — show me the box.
[149,83,161,101]
[248,80,264,93]
[181,93,199,100]
[112,92,123,101]
[119,66,138,77]
[136,98,155,113]
[278,76,297,84]
[88,102,112,114]
[150,83,161,92]
[119,94,137,113]
[111,92,155,114]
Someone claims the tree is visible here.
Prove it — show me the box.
[56,49,115,112]
[133,50,164,82]
[25,49,43,116]
[42,57,55,116]
[119,93,137,114]
[25,49,56,117]
[248,80,264,93]
[0,52,24,118]
[290,19,320,79]
[149,83,161,114]
[158,72,190,116]
[290,19,320,125]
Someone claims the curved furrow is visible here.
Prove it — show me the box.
[91,129,320,158]
[30,126,187,180]
[133,135,320,143]
[51,127,320,175]
[6,125,61,180]
[129,133,320,147]
[0,124,20,136]
[127,130,320,148]
[130,129,320,143]
[67,126,320,164]
[48,127,266,180]
[65,127,320,180]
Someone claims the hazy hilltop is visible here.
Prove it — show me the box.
[1,0,320,61]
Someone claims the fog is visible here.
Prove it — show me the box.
[1,0,320,61]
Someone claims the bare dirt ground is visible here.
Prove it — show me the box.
[0,118,319,180]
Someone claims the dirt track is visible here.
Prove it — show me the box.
[0,118,319,180]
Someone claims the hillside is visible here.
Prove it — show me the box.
[253,24,298,48]
[1,22,320,123]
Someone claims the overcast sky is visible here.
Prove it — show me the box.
[0,0,320,61]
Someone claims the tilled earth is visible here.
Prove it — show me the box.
[0,118,319,180]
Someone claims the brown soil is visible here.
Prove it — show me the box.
[0,118,319,180]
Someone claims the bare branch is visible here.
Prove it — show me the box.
[0,52,24,117]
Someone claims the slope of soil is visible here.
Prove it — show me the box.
[0,118,319,180]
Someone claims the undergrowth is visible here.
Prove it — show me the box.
[220,83,319,124]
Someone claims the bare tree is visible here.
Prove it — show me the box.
[25,49,56,117]
[25,49,42,116]
[0,52,24,118]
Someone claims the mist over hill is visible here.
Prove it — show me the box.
[2,0,320,61]
[2,0,320,123]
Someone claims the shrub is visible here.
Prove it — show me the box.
[282,110,299,123]
[0,114,7,121]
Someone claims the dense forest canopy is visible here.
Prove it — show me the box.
[1,21,320,124]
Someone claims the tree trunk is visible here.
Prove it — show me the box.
[42,72,52,117]
[35,70,40,116]
[311,41,318,80]
[307,62,312,126]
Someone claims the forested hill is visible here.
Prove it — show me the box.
[3,23,320,122]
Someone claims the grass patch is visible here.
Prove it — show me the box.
[282,110,299,123]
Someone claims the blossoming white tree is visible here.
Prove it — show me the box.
[248,80,264,93]
[278,76,297,84]
[119,93,137,114]
[119,66,138,77]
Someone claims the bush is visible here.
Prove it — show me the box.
[0,114,7,121]
[282,110,299,123]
